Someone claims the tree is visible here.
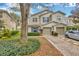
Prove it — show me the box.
[20,3,31,42]
[9,5,20,30]
[71,4,79,24]
[10,12,20,30]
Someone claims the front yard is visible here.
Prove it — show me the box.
[0,37,40,56]
[0,29,63,56]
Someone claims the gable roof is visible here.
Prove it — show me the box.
[31,10,53,16]
[54,11,66,15]
[31,10,66,17]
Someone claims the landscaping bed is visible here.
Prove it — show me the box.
[0,38,40,56]
[0,29,40,56]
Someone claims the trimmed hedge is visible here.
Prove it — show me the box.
[0,39,40,56]
[66,25,79,31]
[28,32,40,36]
[11,30,19,36]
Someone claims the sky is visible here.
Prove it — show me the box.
[0,3,77,16]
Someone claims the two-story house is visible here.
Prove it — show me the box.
[0,9,16,30]
[28,10,74,35]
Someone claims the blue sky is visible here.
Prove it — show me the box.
[0,3,76,16]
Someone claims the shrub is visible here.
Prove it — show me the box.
[66,26,72,31]
[0,39,40,56]
[51,31,58,36]
[0,29,20,39]
[66,25,79,31]
[11,30,19,36]
[51,31,54,35]
[0,31,3,38]
[1,29,11,38]
[28,32,40,36]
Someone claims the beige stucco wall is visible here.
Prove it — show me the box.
[28,26,31,32]
[41,22,56,28]
[2,12,16,30]
[28,12,72,27]
[41,21,66,31]
[28,15,40,25]
[52,13,68,24]
[40,13,52,25]
[28,11,52,26]
[28,10,74,33]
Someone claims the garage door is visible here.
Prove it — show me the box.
[56,27,65,35]
[43,27,51,35]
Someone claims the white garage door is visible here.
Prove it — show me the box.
[56,27,65,35]
[43,27,51,35]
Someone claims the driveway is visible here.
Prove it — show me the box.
[44,35,79,56]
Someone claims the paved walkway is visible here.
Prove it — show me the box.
[44,35,79,56]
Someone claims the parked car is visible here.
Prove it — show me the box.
[65,30,79,40]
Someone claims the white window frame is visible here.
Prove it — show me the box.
[32,18,37,22]
[43,17,49,23]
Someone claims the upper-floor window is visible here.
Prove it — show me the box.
[32,18,37,22]
[43,17,49,23]
[57,16,62,21]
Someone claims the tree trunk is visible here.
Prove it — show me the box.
[20,3,30,42]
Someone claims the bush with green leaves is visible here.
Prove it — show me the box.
[28,32,40,36]
[66,25,79,31]
[0,39,40,56]
[0,29,11,39]
[11,30,19,36]
[52,31,58,36]
[66,26,72,31]
[0,29,20,39]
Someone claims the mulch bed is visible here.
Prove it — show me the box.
[30,36,63,56]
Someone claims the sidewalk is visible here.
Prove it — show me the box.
[44,35,79,56]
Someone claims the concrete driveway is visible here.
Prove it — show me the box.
[44,35,79,56]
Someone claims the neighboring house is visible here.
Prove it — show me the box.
[68,15,79,25]
[28,10,74,35]
[0,10,16,30]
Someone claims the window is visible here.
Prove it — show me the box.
[57,16,61,21]
[43,17,49,23]
[32,18,37,22]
